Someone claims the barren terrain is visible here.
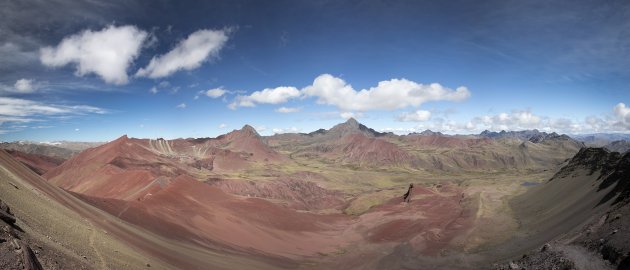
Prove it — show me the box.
[1,119,628,269]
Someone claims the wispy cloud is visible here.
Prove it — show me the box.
[275,106,301,113]
[0,97,108,133]
[136,28,231,78]
[205,87,227,98]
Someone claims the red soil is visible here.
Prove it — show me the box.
[403,135,494,148]
[362,185,473,255]
[212,176,345,210]
[337,134,414,167]
[66,170,472,260]
[5,149,65,175]
[37,133,476,266]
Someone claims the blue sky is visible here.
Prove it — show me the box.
[1,0,629,142]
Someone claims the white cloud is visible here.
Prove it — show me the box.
[206,87,226,98]
[468,110,542,131]
[218,123,227,129]
[75,128,80,131]
[229,86,300,109]
[397,110,431,122]
[614,103,630,129]
[275,106,300,113]
[302,74,470,111]
[0,97,107,117]
[136,29,230,78]
[14,79,36,93]
[149,86,158,94]
[228,74,470,111]
[0,116,35,125]
[40,25,148,85]
[272,127,300,134]
[413,104,630,135]
[176,103,186,109]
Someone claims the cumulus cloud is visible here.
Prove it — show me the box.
[302,74,470,111]
[275,106,300,113]
[228,74,470,111]
[149,86,158,94]
[136,29,230,78]
[40,25,148,85]
[397,110,431,122]
[465,110,542,131]
[218,123,227,129]
[176,103,186,109]
[205,87,226,98]
[229,86,300,109]
[413,103,630,135]
[614,103,630,129]
[14,79,35,93]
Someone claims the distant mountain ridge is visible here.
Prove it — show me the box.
[479,129,574,143]
[267,119,584,171]
[571,133,630,147]
[605,140,630,153]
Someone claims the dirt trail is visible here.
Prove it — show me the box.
[476,191,484,219]
[88,225,108,270]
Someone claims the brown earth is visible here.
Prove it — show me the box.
[5,149,65,175]
[5,118,624,270]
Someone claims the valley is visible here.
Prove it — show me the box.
[2,118,627,269]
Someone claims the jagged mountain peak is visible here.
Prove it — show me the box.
[329,118,385,137]
[419,129,444,136]
[232,124,260,137]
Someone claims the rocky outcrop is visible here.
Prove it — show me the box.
[0,199,43,270]
[605,140,630,154]
[499,148,630,269]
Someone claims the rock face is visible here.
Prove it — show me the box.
[0,199,43,270]
[326,118,388,138]
[0,200,15,225]
[605,140,630,154]
[499,147,630,269]
[553,147,630,205]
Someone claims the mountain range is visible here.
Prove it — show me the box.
[0,118,629,269]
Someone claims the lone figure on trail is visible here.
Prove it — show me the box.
[403,183,414,203]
